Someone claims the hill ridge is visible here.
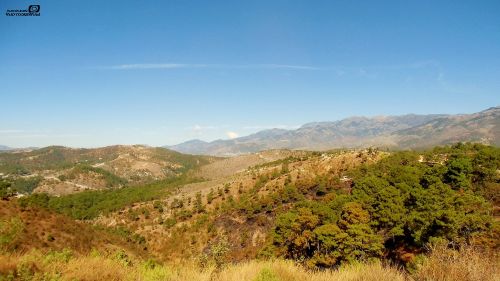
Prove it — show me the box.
[167,107,499,155]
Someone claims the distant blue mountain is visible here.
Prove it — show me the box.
[166,107,499,156]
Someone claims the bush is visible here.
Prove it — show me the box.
[163,218,177,229]
[0,179,12,199]
[0,217,24,252]
[10,176,42,194]
[199,235,231,269]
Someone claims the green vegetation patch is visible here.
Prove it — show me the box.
[254,268,280,281]
[19,176,201,220]
[151,147,214,173]
[0,216,24,252]
[62,164,127,188]
[10,176,43,194]
[268,143,498,267]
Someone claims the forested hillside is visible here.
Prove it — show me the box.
[146,143,498,267]
[1,143,498,280]
[0,145,215,195]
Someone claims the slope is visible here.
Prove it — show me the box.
[168,107,499,156]
[0,145,217,195]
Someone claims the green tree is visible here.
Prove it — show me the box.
[0,179,12,199]
[272,203,383,267]
[312,203,383,267]
[445,155,473,189]
[207,188,215,204]
[352,176,406,237]
[194,191,205,213]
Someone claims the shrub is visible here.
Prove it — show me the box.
[0,217,24,252]
[199,235,231,269]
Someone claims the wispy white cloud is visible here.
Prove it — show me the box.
[365,60,441,70]
[102,63,319,71]
[106,63,208,70]
[251,64,319,70]
[100,60,472,94]
[191,125,218,132]
[226,131,239,139]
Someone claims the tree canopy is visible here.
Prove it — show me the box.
[271,143,498,267]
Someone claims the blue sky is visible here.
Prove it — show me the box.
[0,0,499,148]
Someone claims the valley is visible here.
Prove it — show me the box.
[0,145,216,196]
[3,0,500,279]
[1,143,498,280]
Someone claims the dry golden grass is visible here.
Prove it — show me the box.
[0,255,17,276]
[0,253,404,281]
[414,244,500,281]
[215,259,406,281]
[1,245,498,281]
[62,256,135,281]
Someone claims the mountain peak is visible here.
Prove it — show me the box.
[166,107,499,156]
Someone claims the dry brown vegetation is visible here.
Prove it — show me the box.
[1,245,497,281]
[192,150,308,180]
[94,149,385,261]
[414,244,500,281]
[0,200,144,256]
[2,145,498,281]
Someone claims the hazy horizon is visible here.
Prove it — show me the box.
[1,106,497,149]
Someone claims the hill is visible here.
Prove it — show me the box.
[168,107,499,156]
[0,199,145,256]
[94,148,380,262]
[1,143,499,281]
[0,145,216,195]
[393,106,500,148]
[91,144,499,265]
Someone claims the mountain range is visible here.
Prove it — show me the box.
[167,106,500,156]
[0,145,13,151]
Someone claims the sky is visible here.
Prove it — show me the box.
[0,0,499,148]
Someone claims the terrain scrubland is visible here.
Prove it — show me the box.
[1,143,499,280]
